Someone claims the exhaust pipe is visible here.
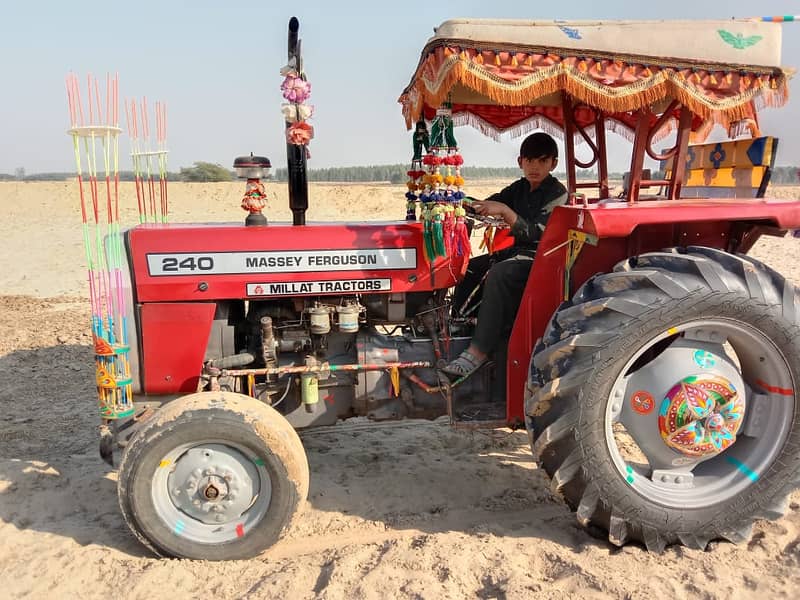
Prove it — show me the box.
[286,16,308,226]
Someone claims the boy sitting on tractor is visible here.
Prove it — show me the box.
[443,132,567,379]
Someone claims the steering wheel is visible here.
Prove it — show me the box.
[465,213,509,229]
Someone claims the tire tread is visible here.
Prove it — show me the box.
[525,246,800,551]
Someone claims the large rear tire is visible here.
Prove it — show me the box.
[526,247,800,551]
[118,391,309,560]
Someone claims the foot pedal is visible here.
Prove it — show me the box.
[440,360,507,427]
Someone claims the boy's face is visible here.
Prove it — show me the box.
[518,155,557,187]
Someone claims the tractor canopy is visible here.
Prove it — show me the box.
[399,18,792,143]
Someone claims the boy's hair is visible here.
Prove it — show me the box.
[519,132,558,160]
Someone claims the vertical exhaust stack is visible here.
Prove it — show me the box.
[287,17,309,226]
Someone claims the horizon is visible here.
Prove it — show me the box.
[2,1,799,176]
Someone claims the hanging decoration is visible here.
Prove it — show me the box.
[410,103,470,263]
[66,72,134,419]
[405,119,429,221]
[242,178,268,215]
[281,59,314,156]
[234,154,272,226]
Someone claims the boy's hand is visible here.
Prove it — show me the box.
[471,201,517,226]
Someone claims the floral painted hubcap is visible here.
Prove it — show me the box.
[658,375,745,457]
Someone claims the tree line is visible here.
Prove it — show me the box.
[3,163,800,184]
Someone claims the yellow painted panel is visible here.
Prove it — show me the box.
[682,166,766,188]
[663,136,775,171]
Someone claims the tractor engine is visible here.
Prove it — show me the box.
[198,289,478,428]
[123,218,481,430]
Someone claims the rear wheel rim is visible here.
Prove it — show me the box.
[604,318,795,509]
[151,440,272,544]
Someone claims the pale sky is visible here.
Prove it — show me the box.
[1,0,799,175]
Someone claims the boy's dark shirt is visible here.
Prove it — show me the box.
[485,174,568,255]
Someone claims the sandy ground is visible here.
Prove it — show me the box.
[1,181,800,599]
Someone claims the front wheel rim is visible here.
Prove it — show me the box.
[151,440,272,544]
[604,318,795,509]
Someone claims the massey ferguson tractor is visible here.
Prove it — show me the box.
[74,17,800,559]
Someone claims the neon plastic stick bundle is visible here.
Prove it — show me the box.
[66,72,133,419]
[126,98,169,223]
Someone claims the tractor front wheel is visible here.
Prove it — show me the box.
[117,391,309,560]
[526,247,800,551]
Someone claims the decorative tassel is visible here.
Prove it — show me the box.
[390,367,400,397]
[709,72,718,86]
[443,205,455,255]
[431,205,446,258]
[511,54,519,68]
[453,207,471,257]
[494,52,501,66]
[405,198,417,220]
[480,226,496,254]
[423,210,435,262]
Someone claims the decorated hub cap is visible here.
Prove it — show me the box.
[658,375,745,457]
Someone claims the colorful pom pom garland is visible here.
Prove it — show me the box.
[405,105,470,263]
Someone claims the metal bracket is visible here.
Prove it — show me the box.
[561,229,599,300]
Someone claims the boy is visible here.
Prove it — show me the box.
[442,132,567,378]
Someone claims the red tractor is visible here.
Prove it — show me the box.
[86,18,800,559]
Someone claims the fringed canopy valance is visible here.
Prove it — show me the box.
[399,19,792,141]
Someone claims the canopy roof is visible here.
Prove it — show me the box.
[399,19,792,141]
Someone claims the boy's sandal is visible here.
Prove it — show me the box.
[441,349,487,379]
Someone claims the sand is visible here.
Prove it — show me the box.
[1,181,799,599]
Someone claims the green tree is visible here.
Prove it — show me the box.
[180,162,233,182]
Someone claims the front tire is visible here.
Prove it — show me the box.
[118,391,309,560]
[526,247,800,551]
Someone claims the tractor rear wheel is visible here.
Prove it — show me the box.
[118,391,309,560]
[526,247,800,551]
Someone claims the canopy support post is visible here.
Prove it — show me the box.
[627,110,650,204]
[595,113,609,199]
[561,94,577,194]
[668,107,693,200]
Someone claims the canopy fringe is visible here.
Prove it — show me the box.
[400,51,790,136]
